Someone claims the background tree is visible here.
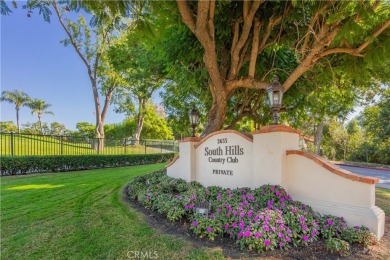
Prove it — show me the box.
[21,122,50,135]
[0,90,31,133]
[109,30,165,142]
[0,121,18,133]
[26,99,54,135]
[50,122,70,136]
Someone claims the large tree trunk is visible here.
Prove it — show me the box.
[314,120,324,155]
[202,87,228,136]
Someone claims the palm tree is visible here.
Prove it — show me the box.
[0,90,31,133]
[27,99,54,135]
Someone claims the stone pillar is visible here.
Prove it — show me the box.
[252,125,300,189]
[168,137,200,182]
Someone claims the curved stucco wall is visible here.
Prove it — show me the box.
[286,153,385,238]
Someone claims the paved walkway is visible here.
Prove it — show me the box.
[339,165,390,189]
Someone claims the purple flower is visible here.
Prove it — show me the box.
[327,219,334,226]
[265,216,270,221]
[242,195,247,200]
[264,240,271,246]
[232,222,237,228]
[302,235,309,241]
[278,232,284,238]
[217,194,222,200]
[185,205,189,209]
[247,210,253,217]
[279,242,284,247]
[217,208,221,213]
[240,212,245,218]
[280,197,285,202]
[263,225,270,231]
[239,222,245,230]
[302,224,308,231]
[226,213,231,217]
[243,231,251,237]
[299,217,305,223]
[312,231,317,237]
[270,186,275,191]
[209,213,214,219]
[275,191,281,196]
[238,232,243,237]
[207,227,212,232]
[271,227,276,232]
[224,224,229,230]
[285,237,291,242]
[233,211,238,216]
[254,232,262,238]
[192,221,198,227]
[205,189,209,195]
[291,207,297,213]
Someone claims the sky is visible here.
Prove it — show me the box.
[1,3,160,130]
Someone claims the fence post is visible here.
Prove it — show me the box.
[161,141,163,153]
[60,135,63,155]
[10,132,14,156]
[144,140,147,154]
[124,138,127,154]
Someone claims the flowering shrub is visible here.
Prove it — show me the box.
[129,170,376,253]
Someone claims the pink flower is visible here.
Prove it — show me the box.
[327,219,334,226]
[207,227,212,232]
[302,235,309,241]
[233,211,238,216]
[205,189,209,195]
[263,225,269,231]
[247,210,253,217]
[291,208,297,213]
[254,232,262,238]
[240,212,245,218]
[238,232,243,237]
[285,237,291,242]
[279,242,284,247]
[278,232,284,238]
[275,191,281,196]
[192,221,198,227]
[264,240,271,246]
[224,224,229,230]
[231,222,237,228]
[242,195,247,200]
[302,224,308,231]
[299,217,305,223]
[270,186,275,191]
[243,231,251,237]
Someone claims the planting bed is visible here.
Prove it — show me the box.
[127,169,381,257]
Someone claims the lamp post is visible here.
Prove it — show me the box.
[267,77,285,125]
[189,106,199,137]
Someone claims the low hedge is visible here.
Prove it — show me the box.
[1,153,175,176]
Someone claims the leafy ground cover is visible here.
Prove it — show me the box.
[129,170,390,258]
[0,164,223,259]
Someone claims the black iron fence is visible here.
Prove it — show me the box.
[0,132,179,156]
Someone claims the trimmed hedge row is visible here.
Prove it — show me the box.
[1,153,175,176]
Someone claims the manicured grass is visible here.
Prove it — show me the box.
[0,134,168,156]
[0,164,223,259]
[376,187,390,215]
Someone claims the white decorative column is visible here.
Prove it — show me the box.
[167,137,200,182]
[252,125,300,189]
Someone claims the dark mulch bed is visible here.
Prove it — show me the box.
[122,185,390,259]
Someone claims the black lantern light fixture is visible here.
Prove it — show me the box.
[189,106,200,137]
[267,77,285,124]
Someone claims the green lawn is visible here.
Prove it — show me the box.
[0,134,171,156]
[1,165,388,260]
[0,164,223,260]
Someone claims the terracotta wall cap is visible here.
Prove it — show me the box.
[180,137,201,143]
[253,125,302,135]
[194,130,253,148]
[166,156,180,168]
[286,150,379,184]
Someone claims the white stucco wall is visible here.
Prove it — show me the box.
[253,131,299,188]
[286,154,385,238]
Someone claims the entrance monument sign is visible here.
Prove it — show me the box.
[166,125,385,238]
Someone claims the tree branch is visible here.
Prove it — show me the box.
[249,18,261,78]
[176,0,196,33]
[226,78,269,93]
